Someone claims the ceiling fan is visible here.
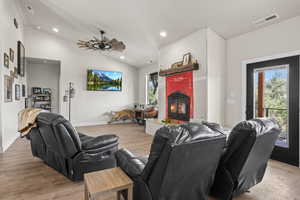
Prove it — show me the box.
[77,30,126,52]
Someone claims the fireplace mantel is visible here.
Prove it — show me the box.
[159,63,199,77]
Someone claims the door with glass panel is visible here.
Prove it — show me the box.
[246,56,299,166]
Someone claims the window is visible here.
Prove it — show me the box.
[147,72,158,105]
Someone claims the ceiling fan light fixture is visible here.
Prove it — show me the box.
[77,30,126,52]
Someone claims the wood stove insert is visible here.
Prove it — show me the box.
[168,91,190,121]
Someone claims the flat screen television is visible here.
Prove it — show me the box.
[87,69,122,91]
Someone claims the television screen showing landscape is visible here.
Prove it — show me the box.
[87,69,122,91]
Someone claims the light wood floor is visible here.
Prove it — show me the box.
[0,123,300,200]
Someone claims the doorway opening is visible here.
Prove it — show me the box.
[26,58,61,113]
[246,56,299,166]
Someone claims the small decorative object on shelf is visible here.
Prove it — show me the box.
[183,52,191,65]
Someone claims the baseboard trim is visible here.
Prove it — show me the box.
[74,121,108,127]
[74,120,134,127]
[2,134,18,152]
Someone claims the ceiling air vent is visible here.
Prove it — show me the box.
[253,13,279,25]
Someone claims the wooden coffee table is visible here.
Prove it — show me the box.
[84,168,133,200]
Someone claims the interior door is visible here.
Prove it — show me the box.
[246,56,299,166]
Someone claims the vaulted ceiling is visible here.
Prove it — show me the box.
[18,0,300,67]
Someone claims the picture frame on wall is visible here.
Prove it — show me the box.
[17,41,25,77]
[14,67,18,78]
[22,84,26,97]
[182,53,191,66]
[4,53,9,68]
[14,18,18,29]
[9,48,14,62]
[4,75,13,102]
[15,84,21,101]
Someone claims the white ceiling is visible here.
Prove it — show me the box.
[18,0,300,67]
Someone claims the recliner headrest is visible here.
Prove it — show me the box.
[156,123,224,146]
[142,122,225,181]
[37,112,65,125]
[232,118,281,137]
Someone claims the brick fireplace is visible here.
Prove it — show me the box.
[166,71,194,122]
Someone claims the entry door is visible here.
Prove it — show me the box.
[246,56,299,166]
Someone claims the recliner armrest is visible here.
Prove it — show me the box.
[81,134,119,150]
[116,148,146,179]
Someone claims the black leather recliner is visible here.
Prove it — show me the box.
[211,118,281,200]
[27,112,119,181]
[116,123,226,200]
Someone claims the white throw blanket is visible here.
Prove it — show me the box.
[18,108,46,137]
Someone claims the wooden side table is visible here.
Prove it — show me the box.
[84,168,133,200]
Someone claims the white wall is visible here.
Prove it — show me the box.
[138,64,158,104]
[226,16,300,127]
[24,28,139,127]
[207,29,226,124]
[158,29,208,121]
[0,0,26,151]
[27,62,60,113]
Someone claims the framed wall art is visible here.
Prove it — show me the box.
[87,69,122,91]
[4,53,9,68]
[22,84,26,97]
[17,41,25,77]
[15,84,20,101]
[10,48,14,62]
[4,75,13,102]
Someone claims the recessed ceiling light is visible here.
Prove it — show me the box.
[52,27,59,33]
[160,31,167,37]
[36,26,41,30]
[120,55,125,60]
